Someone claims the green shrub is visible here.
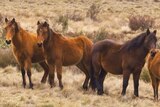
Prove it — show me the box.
[140,66,151,83]
[94,28,108,42]
[58,15,68,32]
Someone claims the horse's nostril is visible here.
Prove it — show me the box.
[6,40,11,44]
[37,43,42,47]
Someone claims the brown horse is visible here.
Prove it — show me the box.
[4,18,49,89]
[147,49,160,101]
[90,29,157,96]
[36,21,93,89]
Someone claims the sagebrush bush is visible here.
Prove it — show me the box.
[154,0,159,2]
[86,3,101,21]
[67,10,84,21]
[0,48,17,67]
[58,15,68,32]
[94,29,108,42]
[128,15,155,31]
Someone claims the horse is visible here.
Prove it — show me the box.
[36,21,93,89]
[4,18,49,89]
[90,29,157,96]
[147,49,160,101]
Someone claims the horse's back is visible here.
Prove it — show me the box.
[60,35,92,66]
[92,39,122,53]
[92,39,123,74]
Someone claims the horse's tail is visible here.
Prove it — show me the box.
[89,58,96,90]
[79,36,96,89]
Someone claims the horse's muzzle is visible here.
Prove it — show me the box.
[37,43,42,47]
[6,40,11,44]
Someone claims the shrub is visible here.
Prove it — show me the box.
[94,28,108,42]
[128,15,155,31]
[67,10,84,21]
[58,15,68,32]
[140,66,150,83]
[154,0,159,2]
[0,48,17,67]
[86,3,101,21]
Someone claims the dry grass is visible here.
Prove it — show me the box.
[0,66,159,107]
[0,0,160,106]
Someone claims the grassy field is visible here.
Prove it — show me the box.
[0,66,159,107]
[0,0,160,107]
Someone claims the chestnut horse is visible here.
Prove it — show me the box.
[36,21,93,89]
[148,49,160,101]
[4,18,49,89]
[90,29,157,96]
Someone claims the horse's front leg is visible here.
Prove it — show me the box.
[121,69,131,96]
[56,61,63,89]
[27,68,33,89]
[48,64,55,88]
[21,68,26,88]
[133,71,141,97]
[39,61,49,83]
[25,60,33,89]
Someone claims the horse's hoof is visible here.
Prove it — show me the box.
[97,90,104,95]
[83,85,88,90]
[41,79,46,84]
[23,84,26,88]
[30,84,34,89]
[60,85,64,90]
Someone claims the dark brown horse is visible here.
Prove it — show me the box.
[90,29,157,96]
[4,18,49,89]
[36,21,93,89]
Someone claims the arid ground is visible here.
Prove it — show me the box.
[0,0,160,107]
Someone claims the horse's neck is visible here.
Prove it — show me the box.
[43,29,59,48]
[134,46,149,60]
[12,28,26,48]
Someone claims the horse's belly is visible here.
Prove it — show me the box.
[102,60,123,75]
[62,47,83,66]
[63,55,82,66]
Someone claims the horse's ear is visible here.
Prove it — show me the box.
[153,30,157,34]
[5,18,8,23]
[44,21,49,27]
[37,21,40,25]
[11,18,15,23]
[146,28,150,35]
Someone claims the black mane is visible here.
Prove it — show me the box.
[120,32,147,51]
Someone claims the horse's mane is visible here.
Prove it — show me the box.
[120,32,147,51]
[49,28,62,37]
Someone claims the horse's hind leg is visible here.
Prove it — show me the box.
[39,61,49,83]
[98,68,107,94]
[21,68,26,88]
[76,62,90,90]
[92,56,103,95]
